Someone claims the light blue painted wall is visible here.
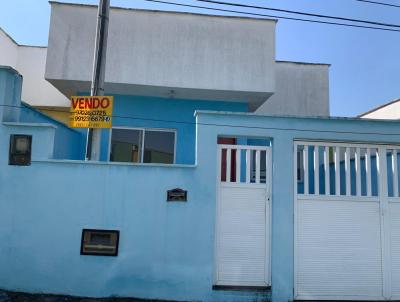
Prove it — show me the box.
[0,66,21,122]
[195,112,400,302]
[0,67,86,160]
[19,102,86,160]
[94,94,248,163]
[2,109,400,301]
[0,123,56,162]
[3,66,400,302]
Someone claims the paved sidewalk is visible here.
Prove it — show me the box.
[0,291,181,302]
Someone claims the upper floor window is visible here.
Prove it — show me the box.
[110,128,176,164]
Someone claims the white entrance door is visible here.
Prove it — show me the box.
[215,144,271,287]
[294,141,400,300]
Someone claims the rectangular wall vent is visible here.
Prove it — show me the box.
[80,229,119,256]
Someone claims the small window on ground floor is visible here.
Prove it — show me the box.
[110,128,176,164]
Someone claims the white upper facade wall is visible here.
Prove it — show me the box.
[0,28,70,107]
[45,2,277,110]
[256,61,330,117]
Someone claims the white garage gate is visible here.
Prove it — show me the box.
[214,144,272,287]
[294,141,400,300]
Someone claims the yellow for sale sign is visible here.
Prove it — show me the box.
[69,96,113,128]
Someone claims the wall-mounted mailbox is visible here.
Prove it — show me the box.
[167,188,187,202]
[9,135,32,166]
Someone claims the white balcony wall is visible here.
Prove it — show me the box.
[46,2,276,110]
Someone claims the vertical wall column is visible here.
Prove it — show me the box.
[271,136,294,302]
[0,67,22,123]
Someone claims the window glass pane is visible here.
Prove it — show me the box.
[143,130,175,164]
[110,129,142,163]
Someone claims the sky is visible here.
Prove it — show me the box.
[0,0,399,117]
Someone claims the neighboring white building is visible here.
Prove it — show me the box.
[0,27,69,108]
[359,98,400,120]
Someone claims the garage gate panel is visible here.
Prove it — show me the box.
[297,198,383,299]
[295,142,400,300]
[390,201,400,299]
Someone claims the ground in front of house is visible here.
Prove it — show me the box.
[0,291,181,302]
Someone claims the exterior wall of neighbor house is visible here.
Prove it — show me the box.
[0,27,69,108]
[256,61,330,117]
[35,106,70,125]
[0,28,18,68]
[19,102,86,160]
[0,67,85,160]
[96,94,248,164]
[360,100,400,119]
[16,46,70,107]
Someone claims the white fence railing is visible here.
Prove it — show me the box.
[295,141,400,198]
[218,144,271,186]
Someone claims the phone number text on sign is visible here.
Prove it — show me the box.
[69,96,113,128]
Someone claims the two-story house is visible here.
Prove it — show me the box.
[1,2,400,302]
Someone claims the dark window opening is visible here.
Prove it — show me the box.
[110,128,175,164]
